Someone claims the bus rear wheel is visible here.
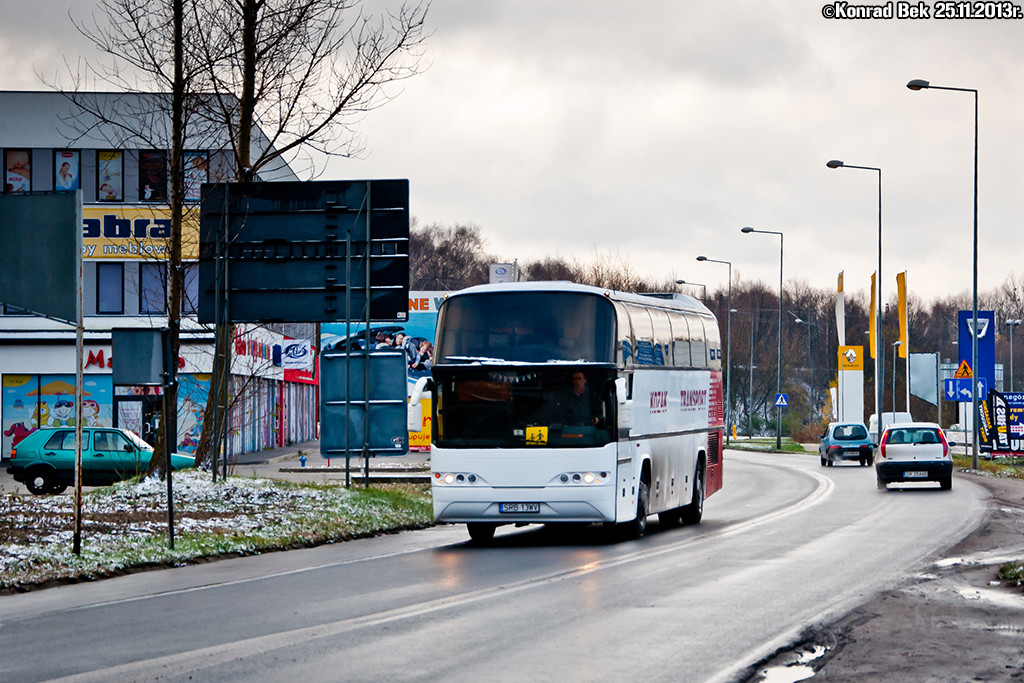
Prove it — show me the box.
[467,523,496,544]
[680,467,704,525]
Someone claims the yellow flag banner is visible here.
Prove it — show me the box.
[897,271,908,358]
[835,270,846,347]
[869,272,876,359]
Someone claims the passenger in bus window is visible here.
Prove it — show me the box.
[558,371,601,426]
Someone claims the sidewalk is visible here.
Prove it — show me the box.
[230,440,431,485]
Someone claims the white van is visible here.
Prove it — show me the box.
[868,412,913,443]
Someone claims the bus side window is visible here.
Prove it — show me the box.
[671,312,691,367]
[649,308,672,366]
[629,305,656,366]
[615,303,634,367]
[702,313,723,369]
[687,314,707,367]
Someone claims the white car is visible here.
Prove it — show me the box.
[875,421,953,491]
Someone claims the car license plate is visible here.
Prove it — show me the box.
[903,471,928,478]
[499,502,540,513]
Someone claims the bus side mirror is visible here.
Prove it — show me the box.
[615,377,629,404]
[410,376,432,406]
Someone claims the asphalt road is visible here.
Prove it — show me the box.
[0,450,988,682]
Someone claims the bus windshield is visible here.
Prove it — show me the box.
[434,366,616,448]
[434,292,616,364]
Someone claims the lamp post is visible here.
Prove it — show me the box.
[826,159,883,438]
[698,256,732,444]
[675,279,706,302]
[892,340,903,416]
[741,226,783,450]
[1007,319,1022,392]
[907,77,980,469]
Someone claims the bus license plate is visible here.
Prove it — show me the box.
[903,471,928,478]
[499,502,540,513]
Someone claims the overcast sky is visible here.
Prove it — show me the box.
[3,1,1022,305]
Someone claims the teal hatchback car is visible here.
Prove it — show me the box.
[6,427,195,495]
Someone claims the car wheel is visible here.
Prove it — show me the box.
[26,469,54,496]
[867,455,874,466]
[940,476,952,491]
[876,476,887,491]
[48,483,68,495]
[466,523,496,544]
[681,467,704,526]
[820,455,826,466]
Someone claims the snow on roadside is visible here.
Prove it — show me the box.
[1,470,429,591]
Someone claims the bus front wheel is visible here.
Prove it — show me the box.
[623,479,650,539]
[467,523,496,544]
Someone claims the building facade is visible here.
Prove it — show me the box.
[1,91,318,461]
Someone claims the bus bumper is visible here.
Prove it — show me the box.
[433,486,617,524]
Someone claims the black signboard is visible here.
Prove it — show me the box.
[197,180,409,324]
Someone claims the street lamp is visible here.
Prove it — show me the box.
[1007,319,1022,392]
[741,226,784,450]
[892,340,903,416]
[675,279,706,302]
[698,256,732,444]
[826,158,883,435]
[908,77,980,469]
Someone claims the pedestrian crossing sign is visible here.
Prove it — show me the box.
[954,360,972,379]
[775,393,789,407]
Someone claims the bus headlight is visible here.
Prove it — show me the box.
[555,471,606,485]
[433,472,483,485]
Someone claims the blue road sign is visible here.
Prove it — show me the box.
[959,310,995,386]
[775,393,789,407]
[943,377,988,403]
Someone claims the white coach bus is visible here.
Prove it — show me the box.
[417,282,724,543]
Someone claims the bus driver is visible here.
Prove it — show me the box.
[558,371,601,426]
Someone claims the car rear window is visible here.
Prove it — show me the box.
[42,431,90,450]
[834,425,868,440]
[887,428,940,445]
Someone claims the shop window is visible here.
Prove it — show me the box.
[139,262,167,314]
[183,151,208,202]
[54,150,81,191]
[97,262,125,314]
[4,149,31,193]
[139,150,168,202]
[98,150,124,201]
[182,263,199,315]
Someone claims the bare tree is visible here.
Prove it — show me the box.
[62,0,431,469]
[189,0,429,180]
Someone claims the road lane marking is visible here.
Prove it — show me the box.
[49,458,834,682]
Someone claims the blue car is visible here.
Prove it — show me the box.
[6,427,194,495]
[819,422,875,467]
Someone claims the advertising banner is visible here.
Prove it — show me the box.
[979,389,1024,455]
[82,205,200,260]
